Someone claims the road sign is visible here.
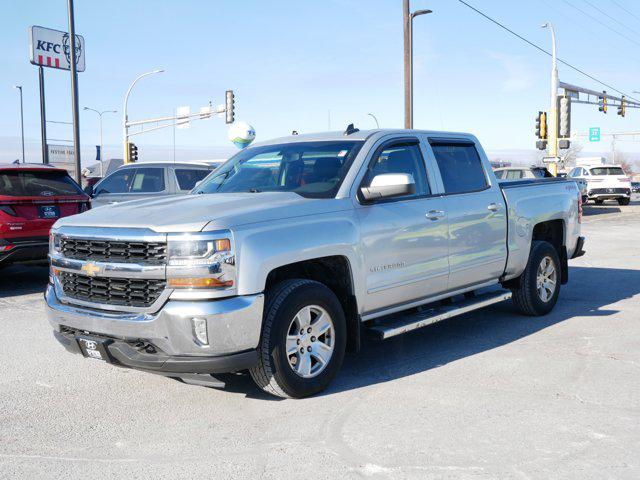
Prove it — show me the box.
[589,127,601,142]
[176,106,190,129]
[29,26,85,72]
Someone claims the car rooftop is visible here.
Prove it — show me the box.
[0,163,65,170]
[116,161,222,168]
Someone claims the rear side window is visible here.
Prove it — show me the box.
[506,170,522,180]
[431,142,488,194]
[175,168,210,190]
[0,170,83,196]
[130,168,165,193]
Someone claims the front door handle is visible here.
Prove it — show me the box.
[426,210,445,220]
[487,203,499,212]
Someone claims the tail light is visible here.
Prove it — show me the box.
[578,192,583,223]
[0,244,14,252]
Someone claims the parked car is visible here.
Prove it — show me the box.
[568,165,631,205]
[86,161,221,208]
[493,165,553,180]
[47,128,584,398]
[632,182,640,194]
[0,163,89,267]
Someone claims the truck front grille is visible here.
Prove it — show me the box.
[60,238,166,264]
[60,272,166,308]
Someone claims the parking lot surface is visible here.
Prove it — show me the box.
[1,201,639,479]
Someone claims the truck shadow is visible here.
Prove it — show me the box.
[324,265,638,396]
[0,264,49,298]
[583,205,621,216]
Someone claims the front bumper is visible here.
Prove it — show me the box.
[45,283,264,373]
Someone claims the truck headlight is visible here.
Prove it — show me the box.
[49,231,61,255]
[166,232,236,289]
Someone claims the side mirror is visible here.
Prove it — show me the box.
[83,184,94,197]
[194,180,203,189]
[360,173,415,202]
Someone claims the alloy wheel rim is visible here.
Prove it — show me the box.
[286,305,335,378]
[536,255,557,303]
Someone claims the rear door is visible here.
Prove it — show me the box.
[427,138,507,290]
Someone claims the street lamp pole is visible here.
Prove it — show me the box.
[84,107,117,177]
[403,1,432,129]
[542,22,559,176]
[367,113,380,128]
[14,85,25,163]
[123,69,164,163]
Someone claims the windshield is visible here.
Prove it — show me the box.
[0,170,83,197]
[193,141,364,198]
[590,167,625,176]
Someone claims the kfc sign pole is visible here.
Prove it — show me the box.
[29,22,85,177]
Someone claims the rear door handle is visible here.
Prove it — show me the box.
[426,210,445,220]
[487,203,499,212]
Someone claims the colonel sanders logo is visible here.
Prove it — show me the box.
[62,33,82,67]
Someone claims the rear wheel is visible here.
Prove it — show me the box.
[250,279,346,398]
[511,241,561,316]
[618,197,630,206]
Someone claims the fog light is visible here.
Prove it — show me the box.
[192,317,209,346]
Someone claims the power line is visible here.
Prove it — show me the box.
[582,0,640,39]
[609,0,640,23]
[561,0,640,48]
[455,0,640,103]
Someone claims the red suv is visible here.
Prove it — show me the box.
[0,164,90,266]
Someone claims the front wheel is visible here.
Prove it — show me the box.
[511,241,561,316]
[618,197,630,206]
[250,279,346,398]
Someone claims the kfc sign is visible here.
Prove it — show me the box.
[29,25,86,72]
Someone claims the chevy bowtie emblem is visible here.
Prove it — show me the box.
[81,262,101,276]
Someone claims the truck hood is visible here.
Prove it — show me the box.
[55,192,351,233]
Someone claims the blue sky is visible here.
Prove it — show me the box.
[3,0,640,164]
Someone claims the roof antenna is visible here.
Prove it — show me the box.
[344,123,359,136]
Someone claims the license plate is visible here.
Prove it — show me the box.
[38,205,60,219]
[76,336,111,362]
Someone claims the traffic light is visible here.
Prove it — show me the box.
[598,91,608,114]
[558,95,571,138]
[225,90,235,124]
[535,111,547,139]
[128,142,138,163]
[618,96,626,117]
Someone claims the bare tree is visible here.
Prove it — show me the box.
[559,143,583,170]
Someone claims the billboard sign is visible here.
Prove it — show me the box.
[29,25,85,71]
[47,144,76,179]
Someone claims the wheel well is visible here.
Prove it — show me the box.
[265,256,360,352]
[532,219,568,284]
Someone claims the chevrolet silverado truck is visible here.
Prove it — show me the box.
[46,128,585,398]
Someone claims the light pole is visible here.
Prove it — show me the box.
[542,21,559,176]
[14,85,25,163]
[367,113,380,128]
[123,69,164,163]
[84,107,117,177]
[403,1,432,129]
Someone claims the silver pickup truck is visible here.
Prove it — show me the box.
[46,128,585,398]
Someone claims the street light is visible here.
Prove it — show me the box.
[367,113,380,128]
[84,107,117,177]
[542,21,559,176]
[14,85,25,163]
[122,69,164,163]
[404,1,432,129]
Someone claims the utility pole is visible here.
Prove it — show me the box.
[403,1,432,129]
[14,86,25,163]
[542,22,559,176]
[67,0,82,184]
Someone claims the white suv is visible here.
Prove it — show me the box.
[569,165,631,206]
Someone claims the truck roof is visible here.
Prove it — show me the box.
[116,161,221,169]
[252,128,475,147]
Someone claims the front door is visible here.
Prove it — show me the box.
[356,138,449,314]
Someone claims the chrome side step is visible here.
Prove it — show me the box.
[368,290,512,340]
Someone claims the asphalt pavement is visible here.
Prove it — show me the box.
[1,200,639,479]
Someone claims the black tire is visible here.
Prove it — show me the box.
[250,279,346,398]
[618,197,630,206]
[511,241,561,316]
[594,199,604,205]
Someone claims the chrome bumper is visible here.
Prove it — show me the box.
[45,283,264,357]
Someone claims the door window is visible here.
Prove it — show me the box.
[95,169,134,194]
[362,142,429,198]
[431,142,488,194]
[130,168,165,193]
[506,170,522,180]
[175,168,210,190]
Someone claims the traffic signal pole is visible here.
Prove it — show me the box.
[543,22,559,176]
